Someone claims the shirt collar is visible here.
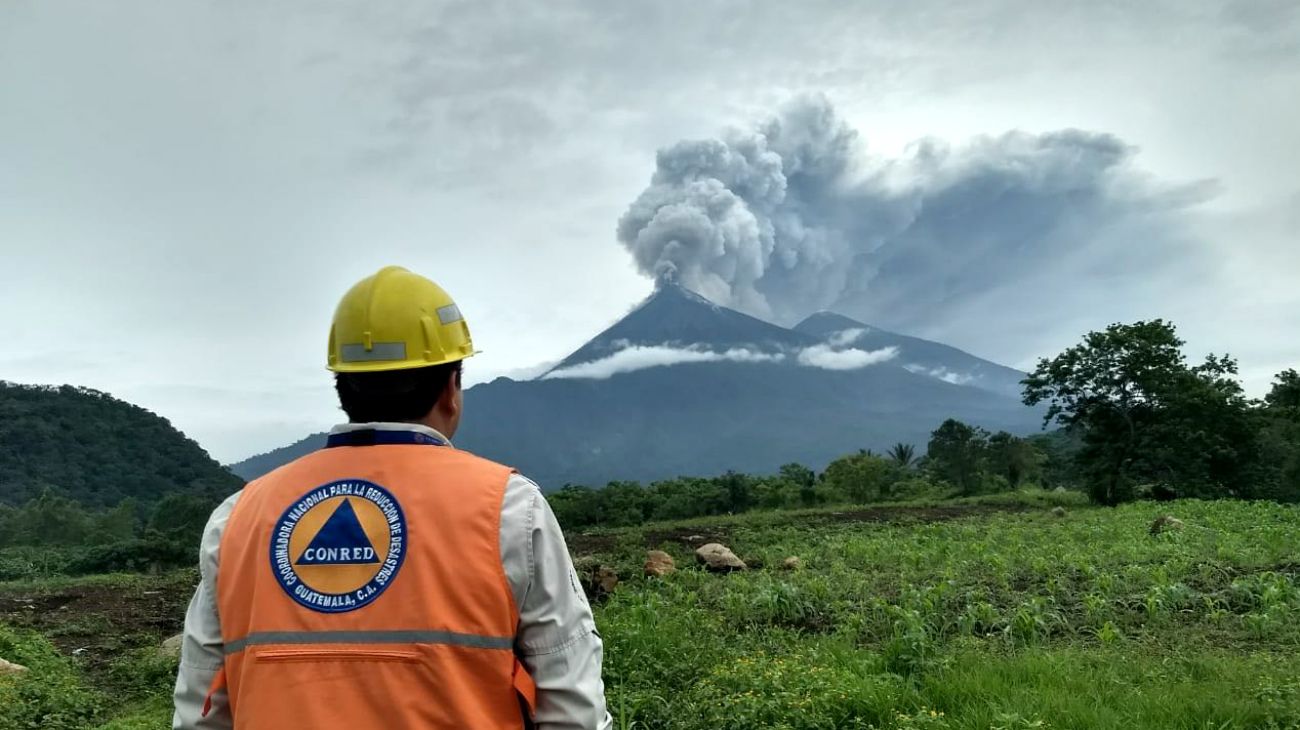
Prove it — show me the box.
[329,422,454,448]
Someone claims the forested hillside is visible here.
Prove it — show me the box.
[0,382,242,508]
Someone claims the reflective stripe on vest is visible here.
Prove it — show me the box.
[214,430,535,729]
[223,629,514,655]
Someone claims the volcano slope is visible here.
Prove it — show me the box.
[233,282,1042,488]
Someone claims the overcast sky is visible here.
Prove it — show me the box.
[2,1,1297,463]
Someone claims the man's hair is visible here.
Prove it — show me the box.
[334,361,463,423]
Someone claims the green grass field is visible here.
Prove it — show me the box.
[3,494,1299,729]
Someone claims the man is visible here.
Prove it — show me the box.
[173,266,611,729]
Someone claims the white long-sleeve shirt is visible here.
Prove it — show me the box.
[173,422,612,730]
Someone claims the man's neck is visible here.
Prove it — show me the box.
[412,413,454,440]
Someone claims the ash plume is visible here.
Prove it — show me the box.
[617,95,1211,333]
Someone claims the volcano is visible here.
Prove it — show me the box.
[230,283,1041,487]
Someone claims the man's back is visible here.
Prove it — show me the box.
[216,432,527,728]
[173,423,611,729]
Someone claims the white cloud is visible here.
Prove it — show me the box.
[827,328,868,347]
[905,364,974,385]
[797,345,899,371]
[542,345,783,380]
[543,339,903,379]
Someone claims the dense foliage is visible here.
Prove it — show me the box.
[0,382,242,508]
[547,427,1059,530]
[0,491,218,581]
[1024,322,1300,505]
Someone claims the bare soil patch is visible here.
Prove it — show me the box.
[0,574,192,675]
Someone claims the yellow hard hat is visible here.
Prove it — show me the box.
[327,266,476,372]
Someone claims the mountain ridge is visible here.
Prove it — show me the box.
[230,285,1041,486]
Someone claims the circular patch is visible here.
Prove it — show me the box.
[269,479,406,613]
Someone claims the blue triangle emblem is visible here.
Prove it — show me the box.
[296,499,380,565]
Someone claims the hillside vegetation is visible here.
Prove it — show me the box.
[0,382,242,508]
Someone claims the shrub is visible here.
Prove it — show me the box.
[65,534,194,576]
[822,452,903,503]
[0,625,104,730]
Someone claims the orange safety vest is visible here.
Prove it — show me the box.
[209,428,536,729]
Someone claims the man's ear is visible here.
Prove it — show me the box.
[437,366,461,414]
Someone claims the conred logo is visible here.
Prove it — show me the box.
[269,479,407,613]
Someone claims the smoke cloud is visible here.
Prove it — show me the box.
[617,96,1211,334]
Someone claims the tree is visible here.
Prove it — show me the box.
[148,493,219,546]
[594,481,651,527]
[716,471,755,513]
[1022,320,1254,505]
[1027,429,1084,490]
[90,498,139,544]
[1265,369,1300,412]
[778,463,818,507]
[8,488,92,546]
[1247,370,1300,502]
[927,420,989,495]
[985,432,1044,489]
[822,452,901,503]
[887,443,917,469]
[545,485,603,530]
[1249,416,1300,502]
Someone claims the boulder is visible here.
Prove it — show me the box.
[695,543,746,572]
[575,563,620,600]
[160,633,184,660]
[780,556,802,570]
[644,550,676,577]
[596,566,620,594]
[0,657,27,675]
[1149,515,1185,535]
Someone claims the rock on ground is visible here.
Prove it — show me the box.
[596,566,619,594]
[574,562,620,600]
[695,543,747,572]
[0,657,27,675]
[1150,515,1185,535]
[160,633,184,659]
[644,550,676,577]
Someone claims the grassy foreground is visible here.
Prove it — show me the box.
[593,495,1300,729]
[2,493,1299,728]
